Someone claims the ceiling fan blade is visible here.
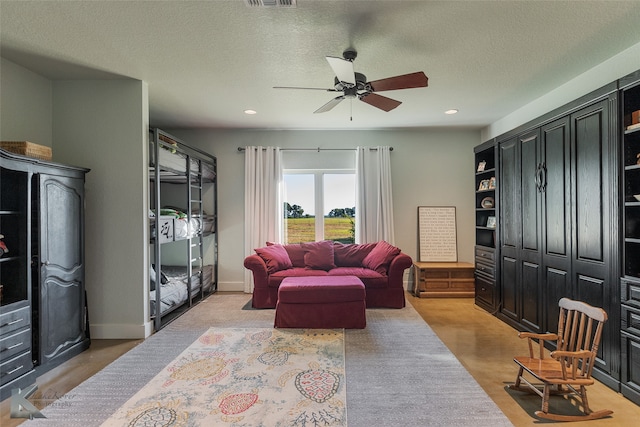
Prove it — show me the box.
[360,93,402,112]
[314,96,345,113]
[274,86,339,92]
[368,71,428,92]
[326,56,356,85]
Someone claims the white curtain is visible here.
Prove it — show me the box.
[244,146,283,293]
[355,146,395,244]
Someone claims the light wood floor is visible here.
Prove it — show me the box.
[1,292,638,426]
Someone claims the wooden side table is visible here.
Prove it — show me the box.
[413,262,475,298]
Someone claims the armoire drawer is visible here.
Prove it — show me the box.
[0,305,30,336]
[0,328,31,361]
[475,259,495,279]
[475,247,495,262]
[622,304,640,337]
[622,280,640,310]
[475,273,495,308]
[0,350,33,386]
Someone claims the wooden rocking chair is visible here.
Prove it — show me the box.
[508,297,613,421]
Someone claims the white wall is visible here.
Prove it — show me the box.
[482,41,640,140]
[0,58,53,147]
[168,128,480,292]
[53,80,151,339]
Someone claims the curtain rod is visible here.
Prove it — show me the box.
[237,147,393,152]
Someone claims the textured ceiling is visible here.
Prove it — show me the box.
[2,1,640,130]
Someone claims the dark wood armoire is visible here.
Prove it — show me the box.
[0,148,90,400]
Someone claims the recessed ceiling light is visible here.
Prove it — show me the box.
[244,109,257,115]
[445,109,458,115]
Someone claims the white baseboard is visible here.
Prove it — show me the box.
[217,281,245,292]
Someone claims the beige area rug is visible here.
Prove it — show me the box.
[22,294,512,426]
[100,328,346,427]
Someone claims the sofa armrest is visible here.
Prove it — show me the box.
[387,252,413,287]
[244,254,269,289]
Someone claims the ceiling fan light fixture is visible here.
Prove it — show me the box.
[274,48,428,115]
[445,109,458,115]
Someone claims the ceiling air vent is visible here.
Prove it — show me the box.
[245,0,296,7]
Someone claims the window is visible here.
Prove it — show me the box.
[283,170,355,244]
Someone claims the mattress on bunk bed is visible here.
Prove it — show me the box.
[150,265,214,316]
[156,147,187,172]
[198,160,216,180]
[154,147,214,179]
[173,217,202,240]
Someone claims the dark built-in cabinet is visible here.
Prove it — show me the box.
[474,141,498,312]
[0,149,90,400]
[475,70,640,404]
[620,71,640,405]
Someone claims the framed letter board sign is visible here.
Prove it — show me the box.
[418,206,458,262]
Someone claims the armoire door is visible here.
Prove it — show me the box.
[540,117,572,332]
[499,137,520,325]
[570,98,619,386]
[35,172,87,368]
[519,130,542,334]
[499,131,543,333]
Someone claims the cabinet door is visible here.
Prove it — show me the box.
[571,98,618,383]
[36,173,86,366]
[541,117,572,332]
[499,137,520,324]
[519,130,542,333]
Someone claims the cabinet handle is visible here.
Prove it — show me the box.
[539,163,547,192]
[3,365,24,376]
[1,342,24,352]
[0,318,23,328]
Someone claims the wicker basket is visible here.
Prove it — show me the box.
[1,141,52,161]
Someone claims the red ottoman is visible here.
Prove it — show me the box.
[274,276,366,329]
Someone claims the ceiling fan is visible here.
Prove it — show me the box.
[274,49,428,115]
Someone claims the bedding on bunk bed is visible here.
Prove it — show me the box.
[150,142,216,180]
[151,208,215,240]
[150,264,214,317]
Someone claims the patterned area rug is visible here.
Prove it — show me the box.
[100,328,346,427]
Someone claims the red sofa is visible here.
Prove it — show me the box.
[244,240,413,309]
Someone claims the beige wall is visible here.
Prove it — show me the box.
[482,41,640,140]
[0,58,53,147]
[2,40,639,337]
[52,80,150,339]
[168,128,480,292]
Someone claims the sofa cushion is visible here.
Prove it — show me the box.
[255,244,293,273]
[362,240,401,274]
[333,242,376,266]
[328,269,389,289]
[302,240,336,271]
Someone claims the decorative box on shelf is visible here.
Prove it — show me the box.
[1,141,52,161]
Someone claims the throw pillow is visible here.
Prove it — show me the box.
[362,240,401,274]
[267,242,305,267]
[255,244,293,273]
[302,240,336,270]
[333,242,377,266]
